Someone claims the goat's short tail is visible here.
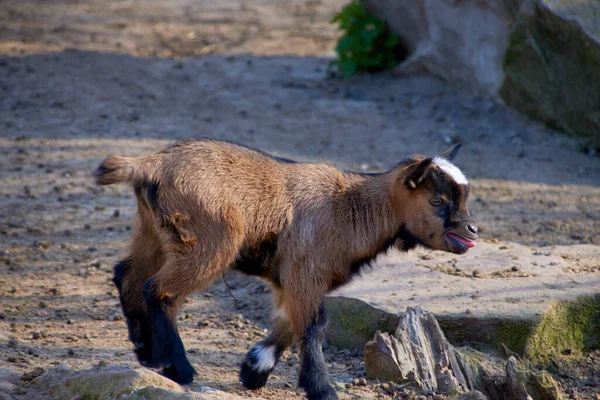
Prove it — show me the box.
[95,156,142,186]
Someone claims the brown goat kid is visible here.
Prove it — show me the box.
[96,138,477,400]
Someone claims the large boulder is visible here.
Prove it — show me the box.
[361,0,521,93]
[360,0,600,145]
[500,0,600,147]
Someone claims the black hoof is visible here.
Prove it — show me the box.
[161,359,196,384]
[305,385,338,400]
[239,360,271,390]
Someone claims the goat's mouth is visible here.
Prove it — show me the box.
[446,232,477,253]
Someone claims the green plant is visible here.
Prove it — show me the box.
[330,1,405,77]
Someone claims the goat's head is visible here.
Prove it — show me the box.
[399,144,477,255]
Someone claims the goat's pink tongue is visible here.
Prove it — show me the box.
[448,233,477,248]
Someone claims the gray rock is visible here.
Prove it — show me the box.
[505,356,562,400]
[500,0,600,146]
[24,364,244,400]
[364,331,404,382]
[458,390,490,400]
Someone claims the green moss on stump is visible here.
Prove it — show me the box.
[526,294,600,360]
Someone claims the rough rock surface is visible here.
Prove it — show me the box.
[364,307,469,393]
[500,0,600,147]
[361,0,520,93]
[458,391,490,400]
[506,356,562,400]
[326,240,600,353]
[23,364,243,400]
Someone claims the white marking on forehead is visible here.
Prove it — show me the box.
[433,157,468,185]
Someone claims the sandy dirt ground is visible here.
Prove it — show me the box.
[1,0,599,399]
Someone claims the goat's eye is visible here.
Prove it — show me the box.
[430,198,444,206]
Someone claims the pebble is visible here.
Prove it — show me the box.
[511,265,520,271]
[32,331,41,340]
[113,209,120,218]
[197,320,210,328]
[110,312,123,322]
[21,367,45,382]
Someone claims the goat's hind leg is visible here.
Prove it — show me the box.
[144,239,242,384]
[113,209,165,367]
[113,256,157,367]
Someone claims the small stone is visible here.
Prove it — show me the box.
[39,301,47,309]
[511,265,520,272]
[197,320,209,328]
[32,331,41,340]
[21,367,45,382]
[98,360,108,366]
[112,209,120,218]
[345,382,352,389]
[472,270,480,277]
[110,312,123,322]
[67,349,75,356]
[358,377,367,386]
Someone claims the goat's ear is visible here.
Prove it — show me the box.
[404,158,433,190]
[438,143,462,161]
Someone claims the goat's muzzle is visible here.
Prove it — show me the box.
[445,220,478,254]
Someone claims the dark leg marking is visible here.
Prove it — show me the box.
[142,278,196,384]
[112,259,156,367]
[298,304,338,400]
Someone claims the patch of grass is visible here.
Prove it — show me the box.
[329,1,405,77]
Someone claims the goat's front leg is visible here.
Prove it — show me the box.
[298,303,337,400]
[240,293,295,389]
